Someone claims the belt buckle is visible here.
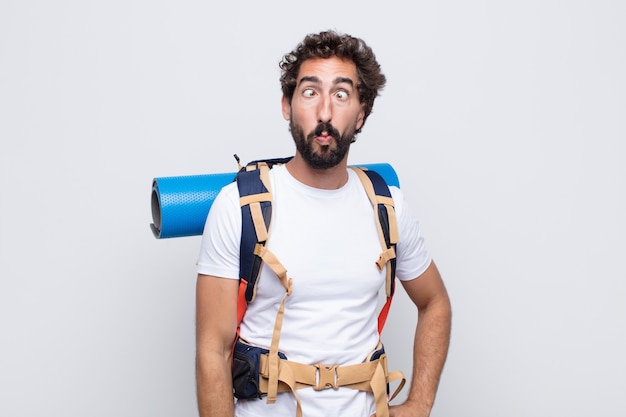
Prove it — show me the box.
[313,364,339,391]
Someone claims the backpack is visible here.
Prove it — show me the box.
[231,156,404,417]
[235,156,398,334]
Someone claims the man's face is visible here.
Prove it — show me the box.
[282,57,365,169]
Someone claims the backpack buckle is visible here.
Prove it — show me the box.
[313,364,339,390]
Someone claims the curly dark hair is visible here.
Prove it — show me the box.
[279,30,386,133]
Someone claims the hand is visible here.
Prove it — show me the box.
[387,399,431,417]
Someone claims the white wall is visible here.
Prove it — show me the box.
[1,1,624,416]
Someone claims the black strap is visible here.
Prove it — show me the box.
[361,169,397,297]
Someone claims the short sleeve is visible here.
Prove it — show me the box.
[391,186,433,281]
[196,182,242,279]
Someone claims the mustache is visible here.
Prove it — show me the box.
[313,122,340,138]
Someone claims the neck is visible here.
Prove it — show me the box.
[285,154,350,190]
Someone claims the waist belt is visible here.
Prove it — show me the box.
[257,344,406,417]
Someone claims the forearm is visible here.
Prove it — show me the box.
[195,275,239,417]
[405,296,452,416]
[196,349,235,417]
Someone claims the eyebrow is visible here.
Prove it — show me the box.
[299,75,355,87]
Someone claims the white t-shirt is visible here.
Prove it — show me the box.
[197,164,431,417]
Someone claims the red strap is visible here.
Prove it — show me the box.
[377,295,393,334]
[236,279,249,336]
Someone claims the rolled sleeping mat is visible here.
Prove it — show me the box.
[151,162,400,239]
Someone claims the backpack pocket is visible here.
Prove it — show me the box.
[232,337,286,399]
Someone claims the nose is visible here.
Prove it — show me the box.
[317,95,332,124]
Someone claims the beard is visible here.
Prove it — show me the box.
[289,119,357,169]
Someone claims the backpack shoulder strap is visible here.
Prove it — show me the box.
[235,157,292,327]
[350,166,399,334]
[235,159,398,335]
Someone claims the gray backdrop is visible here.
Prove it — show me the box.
[1,1,624,416]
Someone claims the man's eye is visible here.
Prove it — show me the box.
[303,88,316,97]
[335,91,348,100]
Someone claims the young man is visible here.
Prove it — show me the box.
[196,30,451,417]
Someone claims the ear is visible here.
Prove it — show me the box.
[355,105,365,130]
[281,96,291,121]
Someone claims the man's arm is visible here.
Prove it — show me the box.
[389,261,452,417]
[196,274,239,417]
